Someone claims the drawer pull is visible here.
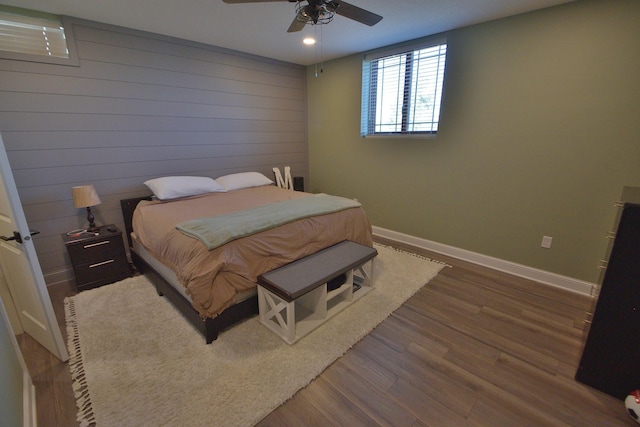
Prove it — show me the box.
[89,259,114,268]
[84,240,110,249]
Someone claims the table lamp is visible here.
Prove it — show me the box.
[72,185,102,232]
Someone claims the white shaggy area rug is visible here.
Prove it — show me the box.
[65,244,447,427]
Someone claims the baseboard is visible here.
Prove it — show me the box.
[44,268,74,288]
[372,226,595,296]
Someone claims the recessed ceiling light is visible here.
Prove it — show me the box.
[303,37,316,46]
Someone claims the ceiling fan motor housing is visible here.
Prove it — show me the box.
[223,0,382,32]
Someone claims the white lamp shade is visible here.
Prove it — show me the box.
[72,185,101,208]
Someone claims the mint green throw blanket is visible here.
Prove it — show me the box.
[176,194,361,250]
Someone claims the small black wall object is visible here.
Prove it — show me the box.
[293,177,304,192]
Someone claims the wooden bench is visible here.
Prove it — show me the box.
[257,240,377,344]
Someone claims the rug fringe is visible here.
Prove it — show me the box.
[65,296,97,427]
[374,242,452,268]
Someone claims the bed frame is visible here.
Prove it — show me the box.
[120,196,258,344]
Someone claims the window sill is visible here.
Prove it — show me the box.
[361,133,438,140]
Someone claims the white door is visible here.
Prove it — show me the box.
[0,297,36,427]
[0,133,68,362]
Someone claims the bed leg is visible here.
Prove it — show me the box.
[150,283,163,296]
[205,329,218,344]
[152,284,163,296]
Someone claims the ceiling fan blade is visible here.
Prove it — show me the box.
[331,0,382,26]
[222,0,293,3]
[287,14,309,32]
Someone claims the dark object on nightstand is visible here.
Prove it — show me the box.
[62,224,131,291]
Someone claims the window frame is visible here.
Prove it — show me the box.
[361,37,447,138]
[0,6,79,66]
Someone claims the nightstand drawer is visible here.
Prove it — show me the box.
[73,254,131,288]
[66,236,125,264]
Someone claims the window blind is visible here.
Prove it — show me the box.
[0,10,69,58]
[361,38,447,137]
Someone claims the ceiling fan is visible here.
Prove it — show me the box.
[222,0,383,33]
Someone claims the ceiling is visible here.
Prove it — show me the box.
[2,0,576,65]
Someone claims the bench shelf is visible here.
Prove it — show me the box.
[257,241,377,344]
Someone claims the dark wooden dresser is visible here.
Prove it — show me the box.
[576,187,640,399]
[63,224,131,291]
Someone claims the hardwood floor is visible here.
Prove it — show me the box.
[18,239,634,426]
[17,281,77,427]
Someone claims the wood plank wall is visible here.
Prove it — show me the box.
[0,18,308,285]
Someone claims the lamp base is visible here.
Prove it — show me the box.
[86,207,99,233]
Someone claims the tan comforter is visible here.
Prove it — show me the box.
[132,186,373,318]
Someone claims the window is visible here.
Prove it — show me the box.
[0,6,78,65]
[361,38,447,137]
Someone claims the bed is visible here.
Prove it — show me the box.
[120,173,373,343]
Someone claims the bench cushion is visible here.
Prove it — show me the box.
[257,241,377,301]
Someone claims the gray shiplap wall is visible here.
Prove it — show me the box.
[0,18,308,285]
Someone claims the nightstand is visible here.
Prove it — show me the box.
[63,224,131,291]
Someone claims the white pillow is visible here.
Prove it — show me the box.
[215,172,274,191]
[144,176,226,200]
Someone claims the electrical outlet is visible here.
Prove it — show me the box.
[541,236,553,249]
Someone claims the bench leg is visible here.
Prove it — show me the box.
[286,299,296,343]
[355,258,375,288]
[258,286,296,343]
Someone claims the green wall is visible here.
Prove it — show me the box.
[307,0,640,283]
